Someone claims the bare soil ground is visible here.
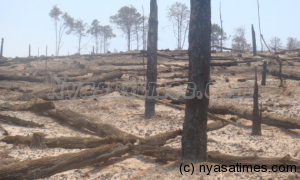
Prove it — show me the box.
[0,50,299,179]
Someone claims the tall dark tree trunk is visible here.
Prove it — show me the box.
[0,38,4,57]
[181,0,211,161]
[252,67,262,135]
[252,24,257,56]
[144,0,158,119]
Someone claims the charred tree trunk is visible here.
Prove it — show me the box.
[0,38,4,57]
[261,60,267,85]
[252,24,257,56]
[252,67,262,135]
[181,0,211,161]
[30,133,48,149]
[144,0,158,119]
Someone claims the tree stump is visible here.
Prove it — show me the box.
[30,133,48,149]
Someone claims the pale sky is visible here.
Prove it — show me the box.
[1,0,299,57]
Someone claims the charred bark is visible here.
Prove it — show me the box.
[144,0,158,119]
[181,0,211,161]
[252,67,262,135]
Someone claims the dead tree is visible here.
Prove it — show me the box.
[144,0,158,119]
[252,24,257,56]
[0,38,4,57]
[219,2,223,52]
[252,67,262,135]
[182,0,211,161]
[261,60,267,85]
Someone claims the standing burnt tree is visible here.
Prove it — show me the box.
[252,67,262,135]
[181,0,211,161]
[0,38,3,57]
[144,0,158,119]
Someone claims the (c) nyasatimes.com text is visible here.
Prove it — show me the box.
[179,163,297,175]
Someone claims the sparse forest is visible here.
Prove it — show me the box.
[0,1,300,180]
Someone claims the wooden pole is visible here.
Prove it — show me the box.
[38,47,39,57]
[252,24,257,56]
[46,45,48,57]
[261,60,267,85]
[0,38,4,57]
[252,67,262,135]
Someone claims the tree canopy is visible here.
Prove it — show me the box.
[167,2,190,50]
[110,6,143,51]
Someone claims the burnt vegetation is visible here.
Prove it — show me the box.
[0,1,300,179]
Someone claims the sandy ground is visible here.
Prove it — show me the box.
[0,53,300,179]
[0,90,299,179]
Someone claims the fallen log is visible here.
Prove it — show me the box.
[209,102,300,129]
[161,96,300,130]
[45,109,140,143]
[211,45,246,53]
[1,135,126,149]
[0,143,129,180]
[129,145,300,169]
[208,151,300,170]
[156,100,236,127]
[64,71,123,85]
[207,120,229,131]
[153,87,300,129]
[141,129,182,146]
[0,114,44,127]
[0,99,55,112]
[0,74,44,82]
[0,151,17,166]
[129,144,181,162]
[258,53,300,61]
[268,69,300,80]
[35,71,123,100]
[0,124,8,135]
[98,62,145,66]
